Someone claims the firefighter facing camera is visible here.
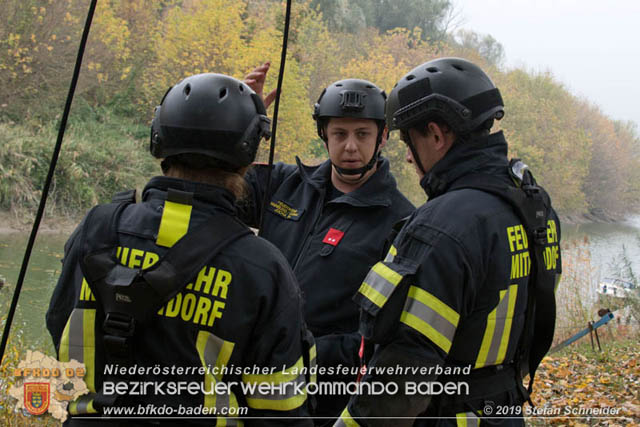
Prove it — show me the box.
[336,58,562,426]
[47,73,315,425]
[243,63,414,423]
[312,78,388,186]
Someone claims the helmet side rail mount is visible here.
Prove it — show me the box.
[392,90,504,134]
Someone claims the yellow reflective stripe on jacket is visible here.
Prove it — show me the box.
[243,356,307,411]
[196,331,236,419]
[79,278,95,301]
[309,343,318,385]
[59,308,96,392]
[554,273,562,293]
[336,406,361,427]
[456,411,480,427]
[400,286,459,354]
[156,200,192,247]
[383,245,397,262]
[475,284,518,368]
[68,393,98,415]
[357,261,404,308]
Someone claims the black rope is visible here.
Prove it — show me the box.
[0,0,99,363]
[258,0,293,236]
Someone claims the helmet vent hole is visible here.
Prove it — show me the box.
[426,67,439,73]
[406,74,415,81]
[365,84,374,88]
[238,84,244,92]
[452,64,464,71]
[219,87,228,99]
[335,83,343,87]
[184,84,191,97]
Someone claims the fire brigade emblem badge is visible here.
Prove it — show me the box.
[24,383,50,415]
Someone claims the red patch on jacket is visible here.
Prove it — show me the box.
[322,228,345,246]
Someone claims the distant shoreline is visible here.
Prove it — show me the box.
[0,209,636,234]
[0,211,78,235]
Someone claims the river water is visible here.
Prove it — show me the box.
[1,216,639,352]
[564,215,640,276]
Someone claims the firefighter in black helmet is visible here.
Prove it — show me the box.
[243,63,414,423]
[47,73,315,426]
[335,58,562,426]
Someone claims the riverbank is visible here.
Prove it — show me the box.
[0,211,79,235]
[558,205,640,225]
[1,208,636,234]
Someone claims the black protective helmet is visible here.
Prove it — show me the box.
[312,79,387,177]
[313,78,387,139]
[150,73,271,168]
[386,57,504,134]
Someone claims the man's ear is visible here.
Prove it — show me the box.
[379,125,389,150]
[428,122,450,152]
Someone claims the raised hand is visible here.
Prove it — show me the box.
[244,62,277,109]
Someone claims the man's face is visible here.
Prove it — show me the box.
[325,117,385,188]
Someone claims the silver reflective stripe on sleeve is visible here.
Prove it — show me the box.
[196,331,236,421]
[400,286,459,353]
[335,406,361,426]
[357,261,404,309]
[456,411,480,427]
[383,245,397,262]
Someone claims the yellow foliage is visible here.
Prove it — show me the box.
[1,0,637,217]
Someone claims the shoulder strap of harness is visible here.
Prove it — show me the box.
[449,160,557,405]
[80,198,251,327]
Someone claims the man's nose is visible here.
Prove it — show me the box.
[345,135,358,152]
[406,147,414,164]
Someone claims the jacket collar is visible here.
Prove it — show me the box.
[296,156,396,208]
[420,131,510,199]
[142,176,237,215]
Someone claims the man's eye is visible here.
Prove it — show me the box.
[357,132,369,138]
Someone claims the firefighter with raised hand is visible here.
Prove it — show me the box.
[46,73,315,426]
[244,63,414,423]
[335,57,562,426]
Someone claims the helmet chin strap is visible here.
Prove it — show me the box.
[404,131,427,176]
[328,122,385,180]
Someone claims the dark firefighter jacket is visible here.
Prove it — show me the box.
[242,157,414,418]
[46,177,315,426]
[336,132,562,427]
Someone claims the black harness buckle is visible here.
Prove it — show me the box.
[103,312,135,360]
[532,227,547,246]
[103,312,135,337]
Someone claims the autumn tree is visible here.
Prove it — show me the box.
[2,0,639,218]
[310,0,453,41]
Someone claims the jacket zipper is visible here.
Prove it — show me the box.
[292,190,325,273]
